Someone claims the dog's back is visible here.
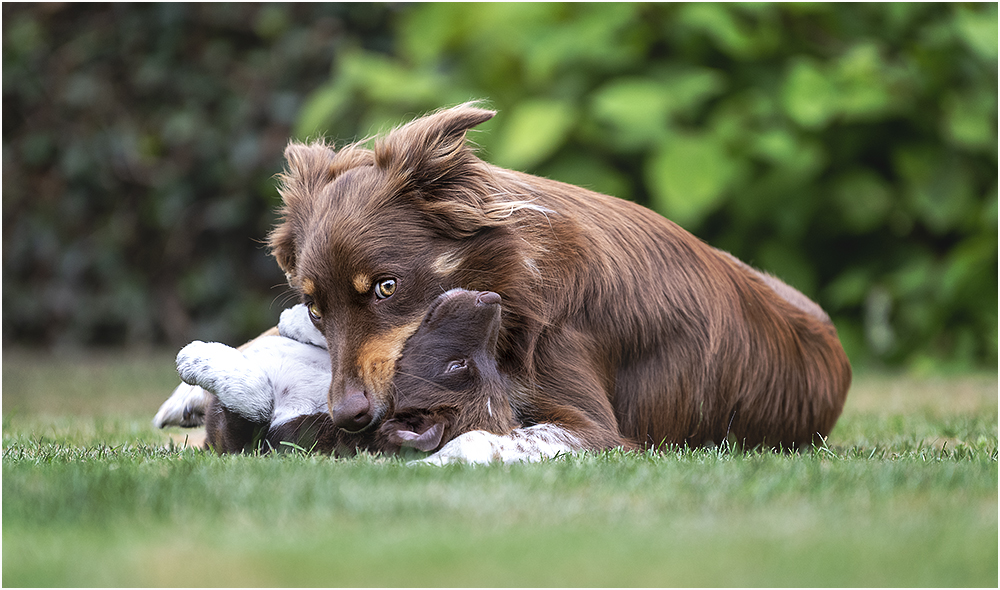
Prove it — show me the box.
[479,169,850,448]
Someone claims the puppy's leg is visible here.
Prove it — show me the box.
[153,382,211,428]
[205,395,268,454]
[415,424,582,465]
[176,341,273,423]
[155,326,280,426]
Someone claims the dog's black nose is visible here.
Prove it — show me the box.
[331,391,373,432]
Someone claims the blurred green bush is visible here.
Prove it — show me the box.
[295,3,997,371]
[3,3,996,371]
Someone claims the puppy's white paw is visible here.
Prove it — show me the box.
[176,340,273,423]
[153,382,211,428]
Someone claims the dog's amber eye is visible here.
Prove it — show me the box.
[307,302,322,321]
[374,278,396,300]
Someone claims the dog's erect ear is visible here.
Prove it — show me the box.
[374,103,496,191]
[280,141,337,203]
[373,103,545,239]
[269,141,337,276]
[269,219,297,277]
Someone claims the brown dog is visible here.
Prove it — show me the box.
[269,103,851,461]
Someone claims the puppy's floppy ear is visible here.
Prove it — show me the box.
[380,406,459,452]
[387,421,446,453]
[269,141,337,276]
[374,102,496,191]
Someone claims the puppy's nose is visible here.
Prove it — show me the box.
[476,291,501,306]
[330,391,372,432]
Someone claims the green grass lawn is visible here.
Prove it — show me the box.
[3,350,997,587]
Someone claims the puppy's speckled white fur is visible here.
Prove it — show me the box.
[173,304,331,427]
[278,304,328,349]
[417,423,581,465]
[153,382,211,428]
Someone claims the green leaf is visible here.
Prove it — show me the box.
[294,82,350,140]
[833,169,894,234]
[646,133,737,228]
[894,147,976,234]
[660,65,727,117]
[941,235,999,304]
[750,128,825,177]
[347,53,444,106]
[954,4,999,62]
[782,58,836,129]
[590,68,725,149]
[942,90,997,151]
[678,3,756,58]
[833,43,896,120]
[589,78,672,148]
[524,3,640,84]
[492,99,576,170]
[783,44,910,128]
[399,2,464,65]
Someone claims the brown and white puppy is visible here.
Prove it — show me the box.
[269,103,852,462]
[379,288,516,456]
[174,303,340,454]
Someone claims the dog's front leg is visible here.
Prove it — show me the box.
[414,424,582,465]
[205,395,269,454]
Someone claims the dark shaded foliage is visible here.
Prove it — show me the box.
[3,3,397,348]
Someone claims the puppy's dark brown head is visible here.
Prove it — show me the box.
[377,289,516,453]
[268,103,542,433]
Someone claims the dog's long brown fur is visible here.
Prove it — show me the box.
[269,103,851,451]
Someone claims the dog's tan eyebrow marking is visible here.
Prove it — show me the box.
[432,251,464,276]
[301,278,317,297]
[352,273,373,295]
